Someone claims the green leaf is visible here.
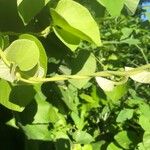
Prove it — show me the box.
[17,0,50,25]
[116,109,134,123]
[107,142,122,150]
[5,39,40,71]
[59,85,79,112]
[121,38,140,45]
[114,131,137,149]
[71,112,85,130]
[51,0,101,47]
[139,115,150,132]
[0,80,24,112]
[143,132,150,149]
[125,67,150,83]
[97,0,125,16]
[96,77,115,91]
[19,34,47,75]
[73,130,94,144]
[53,27,80,51]
[20,124,53,140]
[105,83,128,102]
[138,143,146,150]
[120,27,133,40]
[124,0,140,15]
[0,59,15,82]
[69,51,96,89]
[82,144,93,150]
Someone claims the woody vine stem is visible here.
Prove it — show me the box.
[0,48,150,85]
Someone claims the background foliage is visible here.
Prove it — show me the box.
[0,0,150,149]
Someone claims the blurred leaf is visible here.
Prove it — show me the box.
[120,27,133,40]
[125,67,150,83]
[114,131,137,149]
[107,142,122,150]
[96,77,115,91]
[143,132,150,149]
[73,130,94,144]
[71,112,85,130]
[116,108,134,123]
[139,115,150,132]
[97,0,125,16]
[121,38,140,45]
[105,83,128,102]
[124,0,140,15]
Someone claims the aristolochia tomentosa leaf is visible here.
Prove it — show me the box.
[125,67,150,83]
[17,0,50,25]
[50,0,101,51]
[5,39,40,71]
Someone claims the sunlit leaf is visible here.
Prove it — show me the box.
[105,83,128,101]
[5,39,40,71]
[73,130,94,144]
[125,0,140,15]
[19,34,47,76]
[96,77,115,91]
[116,109,134,123]
[51,0,101,47]
[97,0,125,16]
[0,59,15,82]
[125,67,150,83]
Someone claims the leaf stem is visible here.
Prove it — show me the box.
[135,44,149,64]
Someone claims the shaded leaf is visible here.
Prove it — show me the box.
[53,27,80,51]
[0,80,24,112]
[69,51,96,89]
[17,0,50,25]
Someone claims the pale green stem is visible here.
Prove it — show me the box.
[0,44,150,84]
[135,44,149,64]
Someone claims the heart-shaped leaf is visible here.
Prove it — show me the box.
[51,0,101,48]
[19,34,47,76]
[5,39,40,71]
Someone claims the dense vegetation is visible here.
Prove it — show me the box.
[0,0,150,149]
